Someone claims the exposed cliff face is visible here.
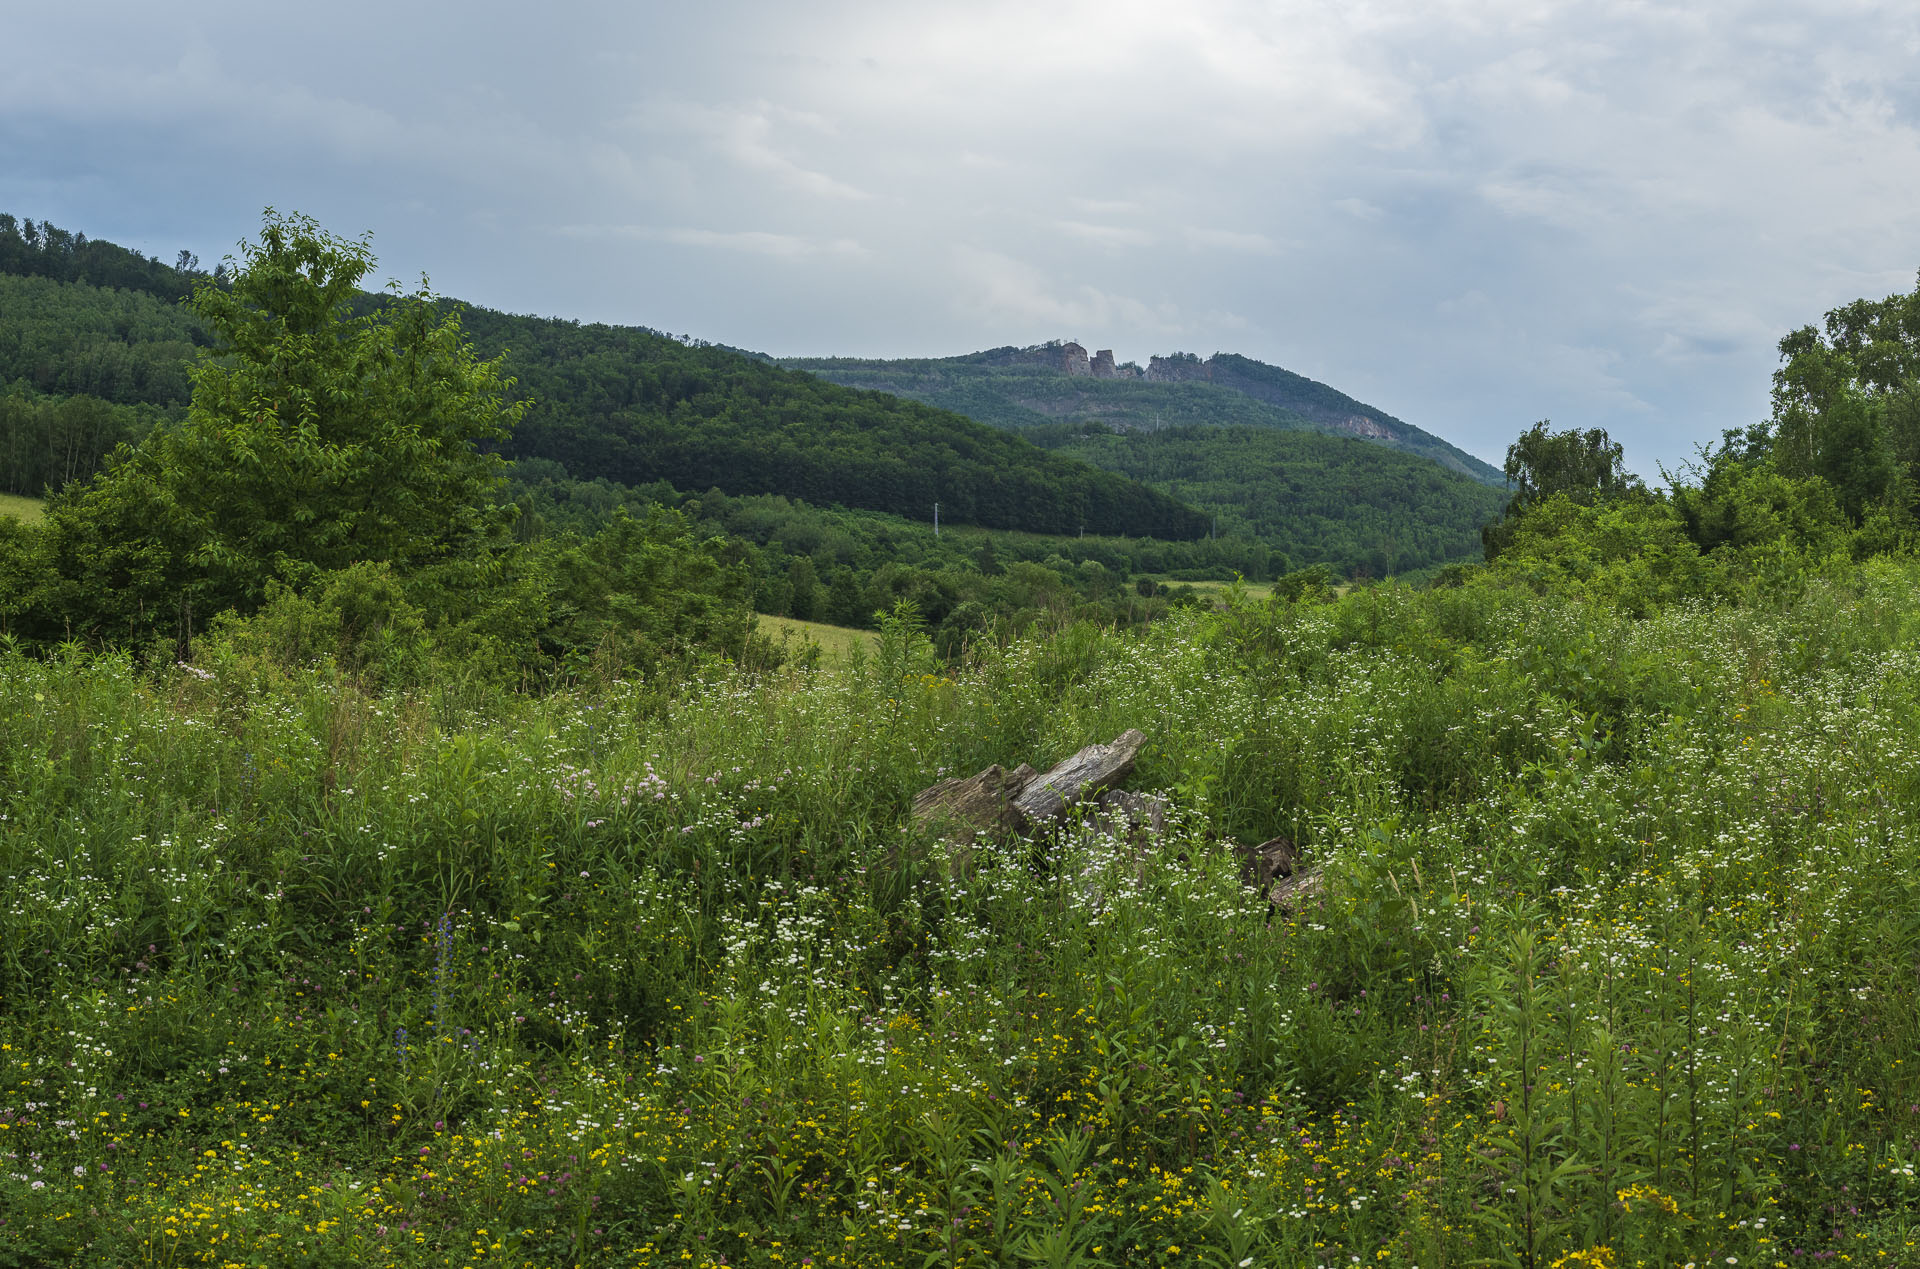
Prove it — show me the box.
[1146,354,1211,384]
[972,341,1145,378]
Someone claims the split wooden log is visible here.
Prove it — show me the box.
[911,763,1037,840]
[1267,866,1325,913]
[1013,729,1147,825]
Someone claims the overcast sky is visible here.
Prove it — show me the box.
[6,0,1920,476]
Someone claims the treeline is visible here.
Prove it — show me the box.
[0,212,212,302]
[510,463,1274,654]
[0,385,173,495]
[1024,421,1509,578]
[1469,272,1920,611]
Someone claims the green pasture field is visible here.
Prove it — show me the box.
[0,491,44,523]
[1170,577,1276,601]
[755,613,880,660]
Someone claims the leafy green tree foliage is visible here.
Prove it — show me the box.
[25,210,525,646]
[1671,443,1851,559]
[1485,492,1722,616]
[0,513,48,637]
[533,507,752,679]
[1768,275,1920,522]
[1483,421,1639,560]
[0,384,171,495]
[1500,420,1635,507]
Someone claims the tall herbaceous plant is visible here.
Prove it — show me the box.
[4,564,1920,1266]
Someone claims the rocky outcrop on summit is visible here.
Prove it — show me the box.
[971,342,1141,380]
[780,342,1504,485]
[1146,353,1211,384]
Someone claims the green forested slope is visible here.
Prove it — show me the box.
[0,272,201,406]
[783,345,1504,483]
[0,214,1208,540]
[776,354,1312,433]
[1025,421,1509,576]
[444,308,1209,539]
[1205,352,1502,482]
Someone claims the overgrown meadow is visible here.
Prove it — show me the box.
[6,570,1920,1269]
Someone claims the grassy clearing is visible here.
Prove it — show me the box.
[6,574,1920,1266]
[0,492,44,523]
[755,613,879,660]
[1172,577,1276,602]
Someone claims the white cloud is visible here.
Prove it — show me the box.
[9,0,1920,474]
[562,224,868,260]
[1053,221,1154,249]
[949,246,1182,335]
[626,99,870,201]
[1184,228,1281,254]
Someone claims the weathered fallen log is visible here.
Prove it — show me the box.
[1013,729,1146,825]
[911,762,1037,840]
[1267,866,1324,913]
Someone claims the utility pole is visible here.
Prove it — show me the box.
[933,502,939,537]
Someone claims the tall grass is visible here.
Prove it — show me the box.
[3,564,1920,1266]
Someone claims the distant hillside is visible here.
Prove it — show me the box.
[443,312,1208,540]
[1022,421,1508,577]
[0,214,1209,541]
[783,342,1504,485]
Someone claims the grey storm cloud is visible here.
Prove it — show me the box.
[6,0,1920,476]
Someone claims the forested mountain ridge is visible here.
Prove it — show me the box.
[782,342,1505,484]
[0,212,1509,578]
[0,214,1209,541]
[440,308,1210,540]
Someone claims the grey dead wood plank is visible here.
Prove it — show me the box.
[1012,728,1146,825]
[911,763,1037,839]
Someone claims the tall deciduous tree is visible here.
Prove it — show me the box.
[1769,275,1920,522]
[1483,421,1639,560]
[36,209,525,645]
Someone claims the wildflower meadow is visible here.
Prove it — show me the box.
[5,568,1920,1268]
